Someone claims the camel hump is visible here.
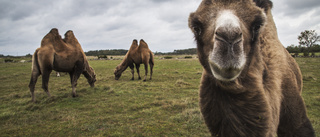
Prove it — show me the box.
[129,39,139,50]
[64,30,74,39]
[139,39,149,49]
[41,28,62,47]
[49,28,59,35]
[64,30,79,44]
[133,39,138,44]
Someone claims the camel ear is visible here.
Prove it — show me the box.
[253,0,273,12]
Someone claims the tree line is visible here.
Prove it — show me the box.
[84,48,197,56]
[286,44,320,54]
[154,48,197,55]
[85,49,128,56]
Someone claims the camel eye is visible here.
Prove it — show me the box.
[194,26,202,36]
[251,15,265,42]
[190,17,203,36]
[253,24,262,33]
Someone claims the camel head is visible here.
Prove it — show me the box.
[114,65,122,80]
[189,0,270,81]
[114,57,130,80]
[89,67,96,87]
[84,66,96,87]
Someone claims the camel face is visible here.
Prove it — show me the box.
[88,67,96,87]
[189,1,266,81]
[114,66,122,80]
[209,10,246,81]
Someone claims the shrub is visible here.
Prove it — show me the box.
[185,56,193,59]
[311,52,315,57]
[4,59,14,63]
[164,56,173,59]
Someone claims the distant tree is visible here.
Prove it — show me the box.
[298,30,320,56]
[286,44,300,53]
[310,44,320,52]
[25,54,32,57]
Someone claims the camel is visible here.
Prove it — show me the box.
[28,28,96,102]
[188,0,314,136]
[114,39,154,81]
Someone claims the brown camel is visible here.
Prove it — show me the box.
[188,0,314,136]
[28,28,96,102]
[114,39,154,81]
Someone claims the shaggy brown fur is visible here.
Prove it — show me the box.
[114,39,154,81]
[188,0,315,136]
[28,28,96,102]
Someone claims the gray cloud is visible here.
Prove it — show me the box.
[0,0,319,55]
[272,0,320,46]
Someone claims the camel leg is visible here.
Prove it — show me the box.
[277,97,315,137]
[69,72,77,97]
[149,62,153,80]
[69,70,82,97]
[29,71,40,102]
[56,72,60,77]
[135,64,141,80]
[41,69,52,97]
[129,64,134,80]
[143,63,148,82]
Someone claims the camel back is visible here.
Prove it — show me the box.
[40,28,85,56]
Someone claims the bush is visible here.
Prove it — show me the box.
[303,52,309,57]
[164,56,173,59]
[4,59,14,63]
[311,52,315,57]
[98,55,108,59]
[185,56,193,59]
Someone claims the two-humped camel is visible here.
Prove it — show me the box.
[29,28,96,102]
[114,39,154,81]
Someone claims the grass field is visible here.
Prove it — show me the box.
[0,56,319,136]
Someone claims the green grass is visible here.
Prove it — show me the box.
[295,58,320,135]
[290,52,320,56]
[0,57,319,136]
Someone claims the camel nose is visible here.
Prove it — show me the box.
[215,26,242,47]
[214,10,242,47]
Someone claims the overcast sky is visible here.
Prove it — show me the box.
[0,0,320,56]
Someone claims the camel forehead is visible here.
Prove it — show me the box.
[215,10,240,28]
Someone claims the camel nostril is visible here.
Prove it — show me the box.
[215,23,243,46]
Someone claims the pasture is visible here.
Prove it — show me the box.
[0,56,319,136]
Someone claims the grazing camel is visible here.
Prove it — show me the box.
[188,0,315,136]
[28,28,96,102]
[114,39,154,81]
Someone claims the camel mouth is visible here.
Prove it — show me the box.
[208,47,245,81]
[209,61,242,81]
